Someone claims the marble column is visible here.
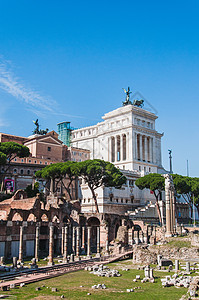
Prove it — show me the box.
[82,226,86,251]
[48,225,54,265]
[87,226,91,257]
[18,226,23,262]
[69,224,72,254]
[63,226,68,262]
[97,226,100,255]
[150,137,153,163]
[164,174,176,237]
[144,136,147,162]
[120,134,123,161]
[143,230,148,244]
[134,133,137,160]
[140,231,144,243]
[172,191,176,234]
[76,226,80,258]
[134,231,139,244]
[105,228,109,254]
[139,134,142,161]
[61,227,65,256]
[35,226,40,261]
[72,226,76,255]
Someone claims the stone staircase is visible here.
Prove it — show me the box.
[128,202,159,222]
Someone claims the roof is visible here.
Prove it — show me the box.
[10,198,37,210]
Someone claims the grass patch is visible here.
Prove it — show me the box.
[0,262,187,299]
[166,240,192,248]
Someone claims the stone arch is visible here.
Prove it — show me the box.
[87,217,100,253]
[12,212,23,221]
[12,189,27,200]
[134,224,141,231]
[63,216,69,224]
[27,213,36,222]
[41,214,48,222]
[87,217,100,226]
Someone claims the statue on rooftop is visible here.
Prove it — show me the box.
[33,119,49,135]
[133,99,144,108]
[122,87,132,106]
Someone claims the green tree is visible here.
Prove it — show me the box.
[135,173,165,225]
[0,152,6,166]
[172,174,199,219]
[76,159,127,213]
[0,142,30,192]
[35,161,77,200]
[25,182,40,198]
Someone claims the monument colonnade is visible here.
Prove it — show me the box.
[108,132,154,164]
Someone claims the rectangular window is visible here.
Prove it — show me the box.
[48,147,51,152]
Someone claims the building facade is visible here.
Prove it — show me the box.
[71,104,164,174]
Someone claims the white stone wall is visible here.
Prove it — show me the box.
[79,170,158,215]
[71,105,164,174]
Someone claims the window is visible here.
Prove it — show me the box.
[45,162,47,165]
[149,167,151,172]
[20,169,23,175]
[126,199,128,203]
[35,160,37,164]
[121,198,123,203]
[139,166,141,171]
[48,147,51,152]
[110,194,113,202]
[40,161,42,164]
[88,198,90,203]
[27,170,30,175]
[21,159,24,162]
[116,198,118,203]
[29,160,31,163]
[13,169,17,174]
[14,158,17,162]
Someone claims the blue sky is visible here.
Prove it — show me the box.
[0,0,199,176]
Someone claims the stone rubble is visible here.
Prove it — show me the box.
[161,274,193,288]
[85,264,121,277]
[92,284,107,289]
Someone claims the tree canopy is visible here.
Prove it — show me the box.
[76,159,127,213]
[135,173,165,224]
[36,159,127,212]
[172,174,199,216]
[35,161,78,200]
[0,152,6,166]
[0,142,30,161]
